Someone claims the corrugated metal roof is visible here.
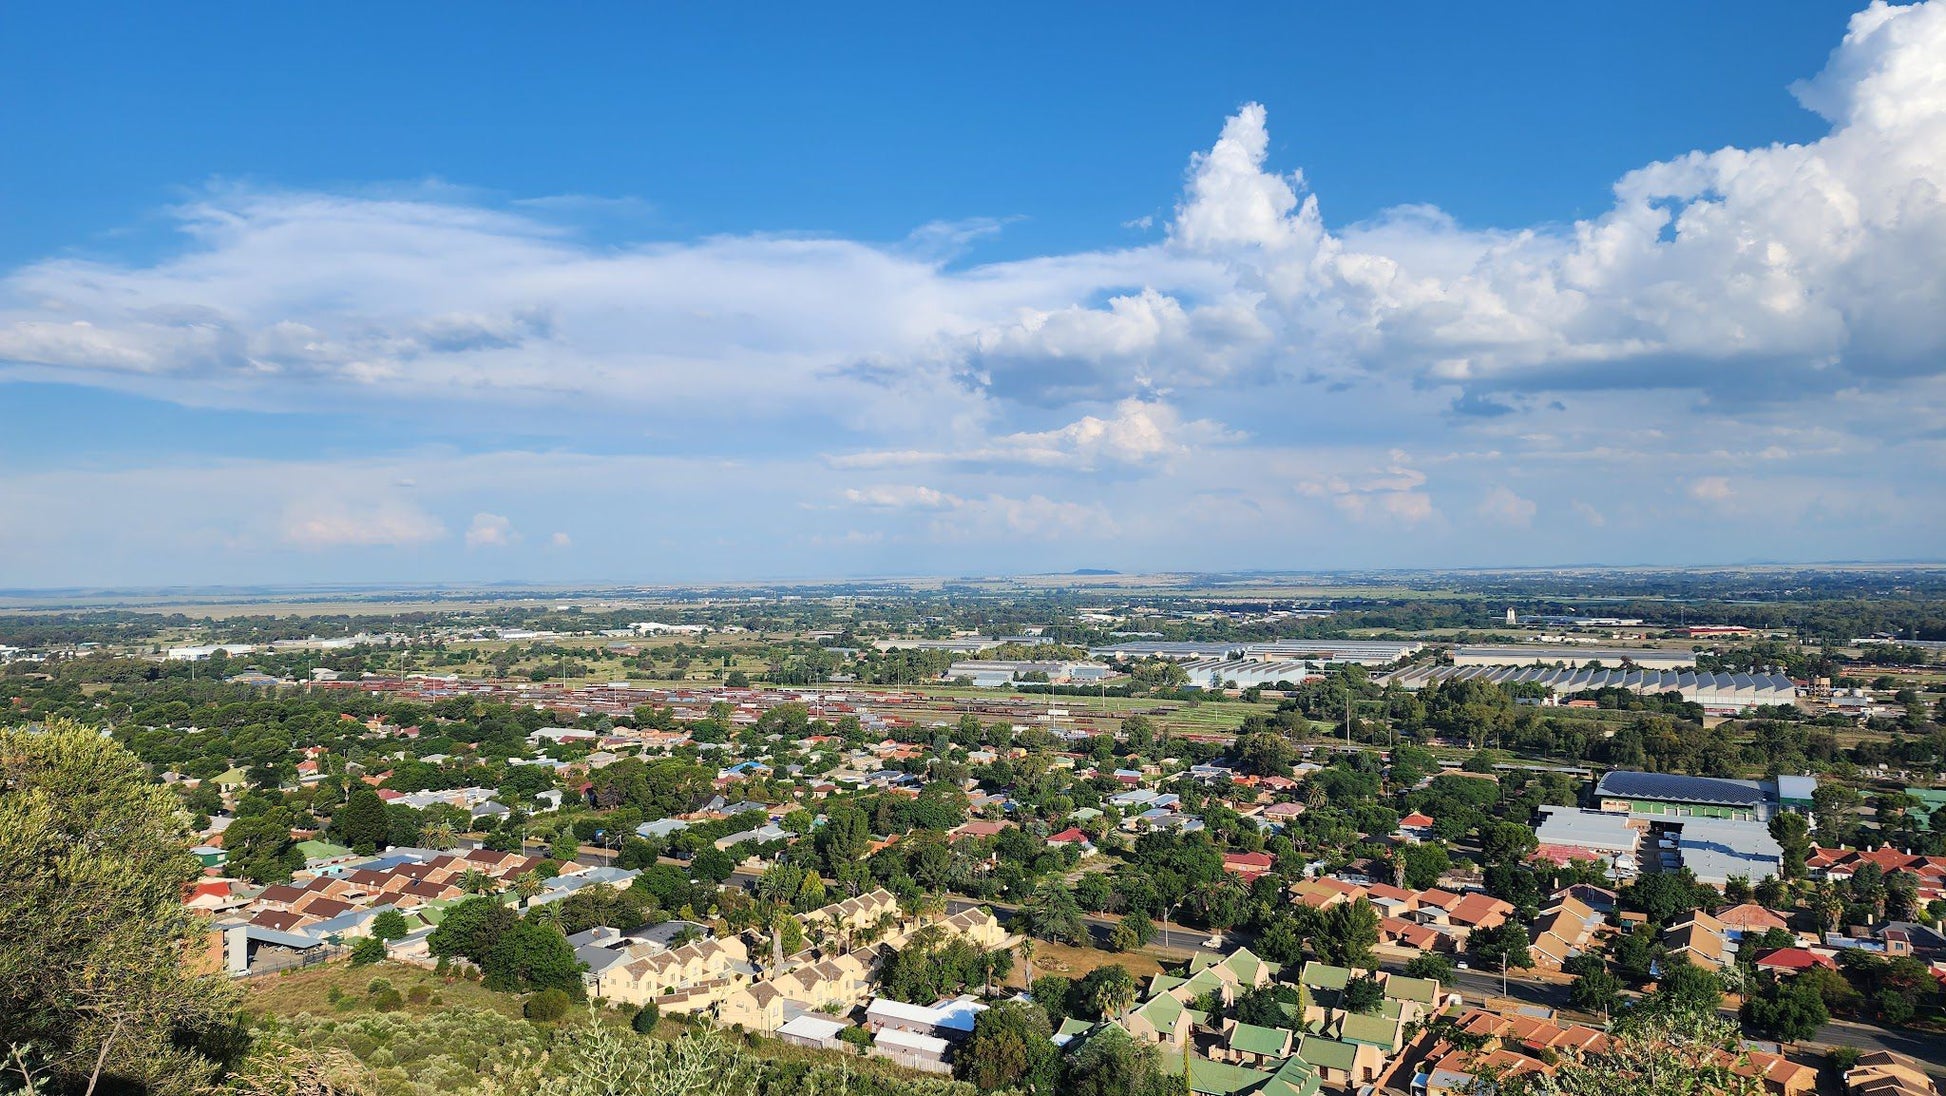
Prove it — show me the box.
[1595,771,1763,806]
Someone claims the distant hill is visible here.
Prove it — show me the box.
[1070,568,1121,576]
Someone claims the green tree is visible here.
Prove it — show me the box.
[1111,911,1155,952]
[484,919,585,996]
[371,909,410,941]
[1342,975,1385,1014]
[223,810,303,884]
[1024,879,1088,945]
[524,988,573,1021]
[1653,962,1723,1013]
[956,1001,1060,1093]
[1569,967,1623,1017]
[1077,964,1138,1020]
[1404,952,1456,983]
[1401,843,1451,890]
[1768,812,1811,879]
[427,895,517,965]
[1316,899,1381,968]
[1468,920,1533,980]
[0,720,243,1096]
[335,785,393,854]
[1067,1025,1167,1096]
[1740,975,1829,1045]
[350,936,387,965]
[1030,975,1075,1027]
[631,1002,661,1034]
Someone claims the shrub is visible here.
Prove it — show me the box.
[632,1003,660,1034]
[524,988,572,1022]
[407,985,432,1005]
[837,1025,872,1052]
[366,978,394,997]
[350,937,387,966]
[327,986,344,1005]
[370,987,405,1012]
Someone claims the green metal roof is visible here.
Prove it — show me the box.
[1159,1053,1273,1096]
[1264,1057,1323,1096]
[1298,962,1350,990]
[1229,1022,1292,1057]
[1384,974,1438,1005]
[1225,947,1267,983]
[1335,1013,1400,1050]
[1295,1035,1358,1072]
[1136,992,1185,1028]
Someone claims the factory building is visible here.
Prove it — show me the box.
[1593,771,1816,825]
[1177,659,1322,690]
[1088,639,1421,666]
[945,660,1111,688]
[1378,665,1796,714]
[1451,645,1696,670]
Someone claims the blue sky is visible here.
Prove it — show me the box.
[2,2,1943,586]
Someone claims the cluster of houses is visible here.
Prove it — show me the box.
[1053,946,1455,1096]
[1403,1006,1825,1096]
[567,887,1013,1075]
[198,846,556,975]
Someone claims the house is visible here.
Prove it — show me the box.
[1528,895,1605,971]
[864,997,980,1040]
[1716,902,1792,936]
[716,981,786,1033]
[1740,1050,1818,1096]
[775,1014,850,1051]
[871,1027,951,1073]
[1663,910,1731,970]
[1046,828,1096,855]
[1332,1011,1405,1055]
[1752,947,1839,975]
[1845,1051,1939,1096]
[1397,812,1437,843]
[1126,991,1196,1049]
[1223,851,1276,881]
[1291,877,1360,910]
[1217,1021,1292,1067]
[1296,1034,1385,1088]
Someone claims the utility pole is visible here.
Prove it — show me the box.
[1345,680,1353,748]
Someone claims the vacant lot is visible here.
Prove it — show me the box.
[241,960,526,1021]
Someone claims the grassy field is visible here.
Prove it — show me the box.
[1004,939,1166,989]
[241,960,530,1022]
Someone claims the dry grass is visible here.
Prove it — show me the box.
[1005,939,1166,989]
[240,959,527,1021]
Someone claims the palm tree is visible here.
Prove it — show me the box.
[513,870,543,908]
[1018,938,1037,988]
[422,820,458,851]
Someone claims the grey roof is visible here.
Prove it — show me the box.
[634,919,711,948]
[1595,771,1764,807]
[576,945,632,974]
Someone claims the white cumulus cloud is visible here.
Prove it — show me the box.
[465,512,519,548]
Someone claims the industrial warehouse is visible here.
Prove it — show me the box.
[1378,665,1798,713]
[1089,639,1424,665]
[1449,645,1697,670]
